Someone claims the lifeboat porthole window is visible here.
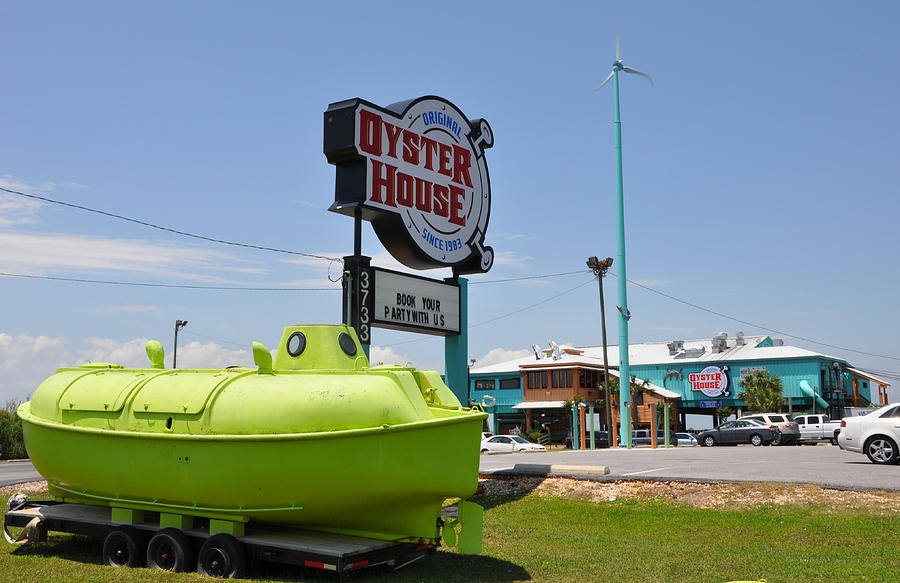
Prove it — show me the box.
[287,332,307,357]
[166,417,173,430]
[338,333,357,356]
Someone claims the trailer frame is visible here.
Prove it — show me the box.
[5,500,437,579]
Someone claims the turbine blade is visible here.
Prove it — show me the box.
[622,66,654,85]
[590,70,616,91]
[616,31,622,61]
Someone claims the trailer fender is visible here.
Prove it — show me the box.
[4,516,47,545]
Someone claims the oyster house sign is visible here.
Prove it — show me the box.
[324,96,494,274]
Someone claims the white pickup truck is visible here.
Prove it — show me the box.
[793,414,842,444]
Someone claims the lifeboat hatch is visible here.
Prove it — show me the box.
[133,373,227,414]
[59,371,147,413]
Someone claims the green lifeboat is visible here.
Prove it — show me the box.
[17,324,487,546]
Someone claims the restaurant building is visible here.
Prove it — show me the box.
[469,332,891,435]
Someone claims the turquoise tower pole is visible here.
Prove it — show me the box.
[593,38,651,449]
[612,64,632,449]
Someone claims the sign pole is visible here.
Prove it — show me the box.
[444,277,468,405]
[354,208,370,359]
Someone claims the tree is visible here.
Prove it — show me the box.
[561,396,585,445]
[716,406,735,423]
[0,398,27,460]
[738,370,785,412]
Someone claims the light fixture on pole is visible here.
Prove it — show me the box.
[173,319,188,369]
[587,256,614,441]
[591,35,652,449]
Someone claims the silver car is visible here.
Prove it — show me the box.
[740,413,801,445]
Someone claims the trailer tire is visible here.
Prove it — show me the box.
[147,528,194,572]
[198,534,246,579]
[103,526,145,568]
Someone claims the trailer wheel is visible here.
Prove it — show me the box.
[103,526,145,568]
[147,528,194,572]
[198,534,246,578]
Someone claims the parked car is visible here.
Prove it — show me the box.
[792,414,842,444]
[837,402,900,464]
[676,432,698,446]
[567,429,677,448]
[740,413,801,445]
[565,430,614,449]
[698,420,777,447]
[481,434,547,453]
[631,429,679,446]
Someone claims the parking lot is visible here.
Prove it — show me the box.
[4,445,899,493]
[480,444,900,492]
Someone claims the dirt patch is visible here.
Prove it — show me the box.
[479,475,900,514]
[0,480,47,495]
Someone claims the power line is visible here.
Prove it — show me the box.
[619,275,900,363]
[381,277,597,348]
[471,277,596,328]
[469,270,588,284]
[0,186,341,263]
[0,271,340,291]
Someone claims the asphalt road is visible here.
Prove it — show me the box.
[3,445,899,492]
[480,444,900,492]
[0,460,43,488]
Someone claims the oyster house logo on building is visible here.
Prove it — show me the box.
[689,365,730,398]
[324,96,494,274]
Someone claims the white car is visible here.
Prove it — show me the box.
[676,432,698,446]
[837,402,900,464]
[480,435,546,453]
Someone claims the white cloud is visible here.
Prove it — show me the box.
[0,232,267,280]
[80,337,153,367]
[80,337,252,369]
[474,346,532,368]
[0,333,73,403]
[491,251,531,267]
[0,174,88,226]
[0,333,256,405]
[170,341,252,369]
[368,345,411,366]
[0,194,44,226]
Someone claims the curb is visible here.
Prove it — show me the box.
[497,463,611,479]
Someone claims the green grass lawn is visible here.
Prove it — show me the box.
[2,487,897,582]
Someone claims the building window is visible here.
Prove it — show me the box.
[580,369,600,389]
[542,371,547,389]
[565,370,572,388]
[499,378,520,389]
[474,380,494,391]
[634,392,644,405]
[551,370,559,388]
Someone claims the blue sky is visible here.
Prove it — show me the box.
[2,1,899,404]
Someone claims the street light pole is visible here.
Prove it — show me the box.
[173,319,188,369]
[587,256,614,442]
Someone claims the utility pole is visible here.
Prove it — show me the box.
[173,319,188,369]
[587,256,614,443]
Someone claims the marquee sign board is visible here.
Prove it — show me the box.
[372,268,460,335]
[324,96,494,274]
[689,365,731,398]
[349,265,460,337]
